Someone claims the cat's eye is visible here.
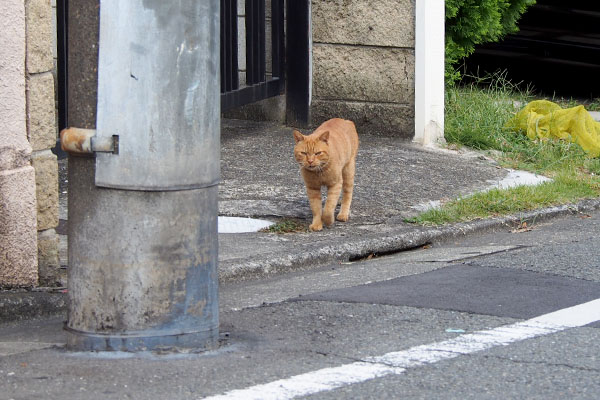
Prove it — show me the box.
[315,152,322,155]
[301,152,307,155]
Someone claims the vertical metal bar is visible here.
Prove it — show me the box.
[286,0,311,127]
[258,0,266,82]
[252,0,258,84]
[271,0,284,84]
[245,0,254,84]
[220,0,226,92]
[246,0,266,85]
[221,0,239,93]
[56,0,68,130]
[230,0,239,90]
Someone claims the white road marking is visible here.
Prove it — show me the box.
[203,298,600,400]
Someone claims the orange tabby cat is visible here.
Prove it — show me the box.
[293,118,359,231]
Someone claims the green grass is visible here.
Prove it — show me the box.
[261,219,308,234]
[444,72,533,152]
[407,174,599,225]
[409,72,600,225]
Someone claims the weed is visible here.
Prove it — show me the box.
[550,96,600,112]
[261,219,308,234]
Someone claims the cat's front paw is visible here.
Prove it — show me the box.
[336,212,349,222]
[309,221,323,231]
[322,213,334,226]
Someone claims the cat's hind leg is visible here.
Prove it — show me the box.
[337,158,356,222]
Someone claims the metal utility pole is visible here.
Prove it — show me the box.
[64,0,220,351]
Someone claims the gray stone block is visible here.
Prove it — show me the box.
[0,0,29,172]
[31,150,58,231]
[26,0,54,74]
[313,44,414,104]
[0,291,67,322]
[312,0,415,48]
[37,229,64,287]
[0,166,38,287]
[311,99,414,138]
[223,94,286,123]
[27,72,57,151]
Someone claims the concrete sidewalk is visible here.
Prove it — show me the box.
[216,119,599,280]
[218,119,506,279]
[3,119,600,321]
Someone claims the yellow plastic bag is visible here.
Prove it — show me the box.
[506,100,600,157]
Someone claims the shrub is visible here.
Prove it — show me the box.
[445,0,536,83]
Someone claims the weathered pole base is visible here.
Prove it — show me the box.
[65,326,218,352]
[65,157,219,352]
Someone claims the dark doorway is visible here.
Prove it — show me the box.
[465,0,600,98]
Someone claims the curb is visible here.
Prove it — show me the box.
[219,198,600,281]
[0,290,67,323]
[2,198,600,322]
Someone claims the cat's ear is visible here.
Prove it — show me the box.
[293,130,304,143]
[318,131,330,144]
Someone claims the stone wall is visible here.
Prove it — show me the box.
[1,0,38,286]
[0,0,60,288]
[311,0,415,137]
[27,0,61,287]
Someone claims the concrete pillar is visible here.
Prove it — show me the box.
[414,0,445,146]
[0,0,39,286]
[65,0,220,352]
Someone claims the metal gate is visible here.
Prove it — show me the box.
[220,0,285,111]
[56,0,310,131]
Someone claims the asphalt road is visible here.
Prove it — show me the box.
[1,210,600,399]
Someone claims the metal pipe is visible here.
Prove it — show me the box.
[60,127,117,155]
[66,0,220,352]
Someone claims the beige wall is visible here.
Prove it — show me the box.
[1,0,38,286]
[311,0,416,137]
[0,0,60,287]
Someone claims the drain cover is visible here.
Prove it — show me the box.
[218,216,274,233]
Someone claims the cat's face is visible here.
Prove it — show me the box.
[293,130,330,172]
